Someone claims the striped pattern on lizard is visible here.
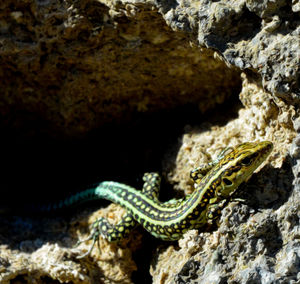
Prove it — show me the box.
[42,141,273,257]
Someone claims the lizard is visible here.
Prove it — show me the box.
[37,141,273,258]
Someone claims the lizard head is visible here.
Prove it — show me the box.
[215,141,273,198]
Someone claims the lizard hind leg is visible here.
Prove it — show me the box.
[142,172,161,200]
[75,213,137,258]
[75,172,160,258]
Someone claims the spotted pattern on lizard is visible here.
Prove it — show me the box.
[41,141,273,257]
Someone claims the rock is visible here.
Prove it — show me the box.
[0,0,299,283]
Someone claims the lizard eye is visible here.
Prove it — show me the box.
[241,157,251,165]
[223,178,232,186]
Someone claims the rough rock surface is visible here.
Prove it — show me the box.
[151,75,297,283]
[163,0,300,97]
[0,0,299,283]
[0,204,141,284]
[0,0,240,137]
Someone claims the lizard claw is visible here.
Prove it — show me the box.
[76,236,98,259]
[75,220,101,259]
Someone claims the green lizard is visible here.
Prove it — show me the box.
[41,141,273,257]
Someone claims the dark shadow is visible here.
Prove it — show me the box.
[204,8,261,52]
[237,157,294,211]
[0,95,242,213]
[228,8,261,44]
[174,259,202,284]
[269,3,300,36]
[0,96,243,284]
[131,230,166,284]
